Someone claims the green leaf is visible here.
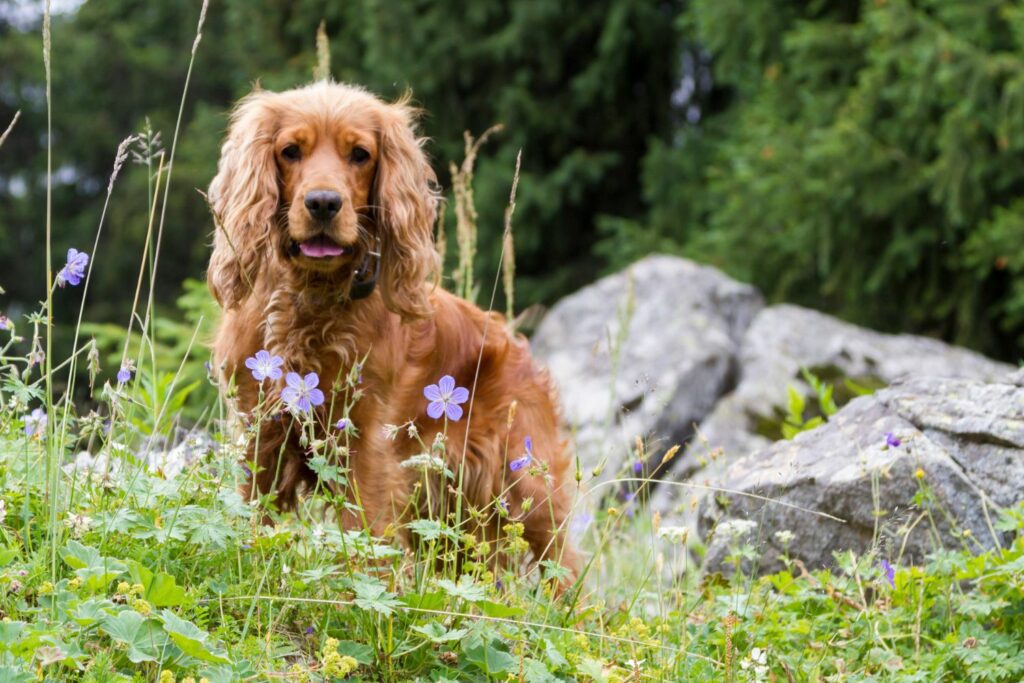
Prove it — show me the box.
[0,547,19,568]
[352,577,402,616]
[477,600,524,619]
[463,638,516,677]
[61,540,102,570]
[412,622,469,643]
[101,611,169,664]
[307,454,344,483]
[159,610,231,664]
[576,657,608,682]
[436,575,486,603]
[0,621,26,648]
[334,640,374,665]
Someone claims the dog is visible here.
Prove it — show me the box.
[206,81,581,580]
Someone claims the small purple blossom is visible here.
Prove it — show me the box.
[633,460,644,474]
[0,315,10,331]
[881,559,896,587]
[509,436,533,472]
[424,375,469,421]
[336,418,348,431]
[304,626,315,635]
[116,364,133,385]
[884,432,901,449]
[56,248,89,287]
[497,498,509,514]
[281,372,325,413]
[24,408,46,437]
[494,579,504,591]
[245,349,284,382]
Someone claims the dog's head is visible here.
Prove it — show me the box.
[207,82,439,320]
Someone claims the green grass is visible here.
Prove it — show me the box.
[3,4,1024,681]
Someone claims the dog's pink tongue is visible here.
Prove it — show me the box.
[299,237,345,258]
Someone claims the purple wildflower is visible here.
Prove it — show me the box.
[24,408,46,437]
[881,559,895,587]
[509,436,533,472]
[245,350,284,382]
[497,498,509,514]
[56,248,89,287]
[304,626,315,635]
[281,372,325,413]
[884,432,901,449]
[423,375,469,421]
[0,315,10,331]
[116,364,133,385]
[633,460,644,474]
[494,579,504,591]
[336,418,348,431]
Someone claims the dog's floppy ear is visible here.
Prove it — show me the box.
[207,90,279,309]
[373,95,440,321]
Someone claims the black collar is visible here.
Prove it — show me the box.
[348,238,381,301]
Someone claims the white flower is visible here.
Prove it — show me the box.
[282,564,291,575]
[740,647,769,680]
[657,525,690,543]
[311,525,326,548]
[716,518,757,539]
[0,500,7,525]
[774,529,795,546]
[400,453,448,474]
[65,513,92,537]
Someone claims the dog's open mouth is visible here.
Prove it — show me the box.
[296,235,346,259]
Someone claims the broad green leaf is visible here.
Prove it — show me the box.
[412,622,469,643]
[352,577,401,616]
[436,575,486,603]
[159,610,230,664]
[101,611,169,663]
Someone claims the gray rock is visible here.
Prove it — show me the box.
[662,305,1014,487]
[531,255,763,486]
[700,373,1024,574]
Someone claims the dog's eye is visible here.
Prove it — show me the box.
[350,146,371,164]
[281,144,302,161]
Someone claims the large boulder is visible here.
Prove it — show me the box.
[659,304,1014,487]
[699,372,1024,574]
[531,255,763,486]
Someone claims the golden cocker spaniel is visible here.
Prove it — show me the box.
[206,81,580,580]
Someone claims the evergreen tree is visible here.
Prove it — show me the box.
[603,0,1024,359]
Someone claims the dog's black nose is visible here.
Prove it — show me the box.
[304,190,342,221]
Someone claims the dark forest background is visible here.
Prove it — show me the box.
[1,0,1023,362]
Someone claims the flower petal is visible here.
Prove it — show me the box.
[426,401,445,420]
[423,384,442,401]
[285,372,302,388]
[445,402,463,422]
[308,388,325,407]
[268,367,283,380]
[524,436,532,454]
[304,372,320,389]
[270,355,284,367]
[509,456,529,472]
[450,386,469,404]
[244,357,258,370]
[438,375,455,395]
[281,387,299,405]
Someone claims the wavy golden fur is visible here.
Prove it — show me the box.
[207,82,580,579]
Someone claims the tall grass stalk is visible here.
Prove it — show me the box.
[139,0,209,420]
[449,125,502,302]
[0,109,21,149]
[41,0,59,583]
